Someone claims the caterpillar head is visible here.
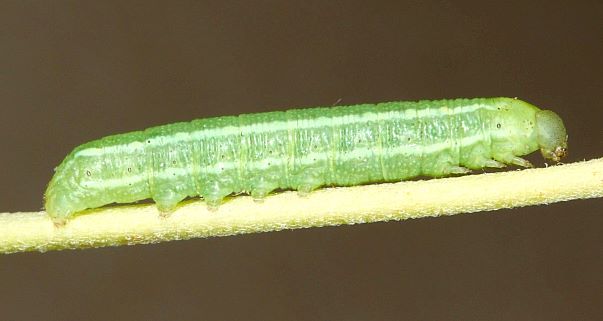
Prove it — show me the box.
[535,110,568,162]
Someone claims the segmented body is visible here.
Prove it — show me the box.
[45,97,568,221]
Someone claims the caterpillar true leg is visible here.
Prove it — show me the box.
[448,166,472,175]
[505,156,534,168]
[484,160,506,168]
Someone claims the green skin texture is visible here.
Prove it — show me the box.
[45,97,568,221]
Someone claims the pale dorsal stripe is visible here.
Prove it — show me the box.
[75,103,493,158]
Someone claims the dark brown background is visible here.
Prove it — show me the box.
[1,1,602,320]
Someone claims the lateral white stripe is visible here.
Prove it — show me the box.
[84,133,485,189]
[75,103,492,158]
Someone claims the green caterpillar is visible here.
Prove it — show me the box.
[45,97,568,223]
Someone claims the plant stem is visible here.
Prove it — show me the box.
[1,158,602,254]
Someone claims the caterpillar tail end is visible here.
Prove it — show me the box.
[45,199,73,227]
[44,184,79,226]
[52,218,67,228]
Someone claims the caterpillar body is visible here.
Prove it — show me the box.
[45,97,568,222]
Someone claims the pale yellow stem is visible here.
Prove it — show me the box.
[1,158,602,254]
